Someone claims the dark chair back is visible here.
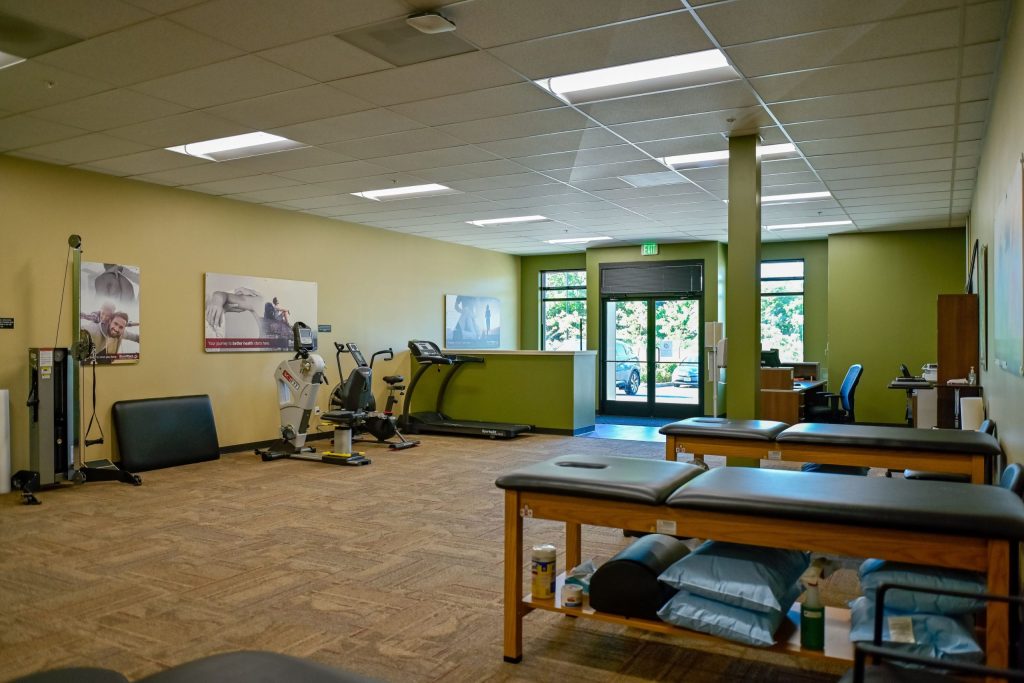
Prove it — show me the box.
[1000,463,1024,498]
[340,367,373,411]
[839,364,863,420]
[980,419,998,436]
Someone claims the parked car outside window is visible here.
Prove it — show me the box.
[614,341,641,395]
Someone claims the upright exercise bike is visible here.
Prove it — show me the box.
[329,343,419,450]
[256,323,370,466]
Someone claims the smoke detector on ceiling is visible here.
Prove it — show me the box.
[406,11,456,34]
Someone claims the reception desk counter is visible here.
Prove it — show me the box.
[407,350,596,435]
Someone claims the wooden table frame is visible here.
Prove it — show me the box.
[502,489,1011,669]
[665,435,992,484]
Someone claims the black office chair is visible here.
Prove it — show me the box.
[904,419,998,483]
[805,363,862,424]
[839,583,1024,683]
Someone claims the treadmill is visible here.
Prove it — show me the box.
[400,340,532,439]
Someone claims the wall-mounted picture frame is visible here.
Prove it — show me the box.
[966,237,979,294]
[993,156,1023,376]
[81,261,140,364]
[204,273,317,352]
[444,294,500,349]
[980,244,989,371]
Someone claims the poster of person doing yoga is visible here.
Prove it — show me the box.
[445,294,500,349]
[81,261,141,364]
[204,272,317,352]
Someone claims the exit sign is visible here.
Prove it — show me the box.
[641,242,659,256]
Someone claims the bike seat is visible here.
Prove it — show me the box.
[383,375,404,385]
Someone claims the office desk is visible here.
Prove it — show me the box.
[761,379,826,424]
[887,378,932,426]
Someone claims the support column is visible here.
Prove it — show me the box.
[725,135,762,466]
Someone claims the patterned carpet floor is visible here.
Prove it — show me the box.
[0,433,854,682]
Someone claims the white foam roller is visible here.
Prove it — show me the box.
[960,396,984,432]
[0,389,10,494]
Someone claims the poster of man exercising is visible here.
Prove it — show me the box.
[80,261,140,364]
[204,272,317,352]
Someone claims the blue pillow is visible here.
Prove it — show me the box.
[657,582,801,647]
[849,596,983,664]
[659,541,810,614]
[859,559,986,615]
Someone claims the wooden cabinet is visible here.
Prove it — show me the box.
[936,294,980,429]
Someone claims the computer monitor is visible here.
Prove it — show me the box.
[760,349,781,367]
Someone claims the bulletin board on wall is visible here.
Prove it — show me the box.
[994,156,1024,377]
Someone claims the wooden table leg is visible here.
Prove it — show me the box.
[504,490,523,663]
[972,455,987,484]
[666,437,678,462]
[566,522,582,574]
[986,540,1010,670]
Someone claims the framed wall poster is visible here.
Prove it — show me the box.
[80,261,140,364]
[444,294,500,349]
[980,244,989,371]
[993,156,1024,376]
[204,273,317,352]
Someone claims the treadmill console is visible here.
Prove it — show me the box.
[346,343,368,368]
[408,340,450,364]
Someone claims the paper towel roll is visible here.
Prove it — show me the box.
[960,396,985,431]
[0,389,10,494]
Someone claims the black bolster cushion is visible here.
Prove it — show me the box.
[135,651,380,683]
[112,395,220,472]
[589,534,690,620]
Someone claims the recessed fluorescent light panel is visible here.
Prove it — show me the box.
[352,183,455,201]
[536,49,737,104]
[765,220,852,231]
[0,49,25,70]
[166,132,305,162]
[467,215,550,227]
[762,191,832,203]
[659,143,796,170]
[546,236,613,245]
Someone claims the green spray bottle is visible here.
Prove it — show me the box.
[800,573,825,651]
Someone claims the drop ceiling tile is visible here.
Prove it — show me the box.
[750,49,959,103]
[304,173,430,194]
[608,107,772,143]
[726,9,959,78]
[104,110,250,147]
[838,191,949,207]
[489,11,712,79]
[217,146,353,173]
[14,132,150,164]
[131,161,256,186]
[206,84,372,130]
[274,159,392,183]
[183,173,301,196]
[230,185,362,203]
[797,127,954,156]
[961,41,1001,76]
[771,81,956,124]
[122,0,205,13]
[73,148,205,176]
[131,55,315,109]
[580,81,758,126]
[477,129,623,158]
[965,1,1010,44]
[390,83,562,127]
[959,74,994,103]
[32,88,188,131]
[0,114,88,151]
[258,35,393,82]
[550,159,668,183]
[0,0,152,38]
[330,52,522,107]
[437,107,595,144]
[446,0,681,49]
[322,129,466,160]
[0,62,115,114]
[786,106,955,141]
[832,182,951,198]
[808,144,954,170]
[371,146,500,173]
[446,173,555,192]
[817,158,952,181]
[957,139,983,157]
[955,168,978,181]
[272,193,367,209]
[515,145,650,172]
[571,178,635,192]
[959,100,990,122]
[637,130,787,159]
[827,171,953,191]
[763,172,824,187]
[36,18,242,86]
[167,0,409,52]
[271,109,423,146]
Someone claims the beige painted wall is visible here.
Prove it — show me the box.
[969,1,1024,463]
[0,157,519,471]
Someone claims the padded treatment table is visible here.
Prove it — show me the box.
[496,458,1024,669]
[775,423,1001,484]
[660,419,1001,484]
[659,417,788,467]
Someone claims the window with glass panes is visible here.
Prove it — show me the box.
[760,260,804,362]
[541,270,587,351]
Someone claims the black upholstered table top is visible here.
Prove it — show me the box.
[776,423,1001,455]
[659,417,789,440]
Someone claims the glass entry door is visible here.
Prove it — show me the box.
[602,297,702,417]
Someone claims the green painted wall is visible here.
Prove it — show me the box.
[519,253,587,350]
[762,240,828,364]
[827,228,964,424]
[969,2,1024,463]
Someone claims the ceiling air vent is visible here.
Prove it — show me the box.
[336,15,475,67]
